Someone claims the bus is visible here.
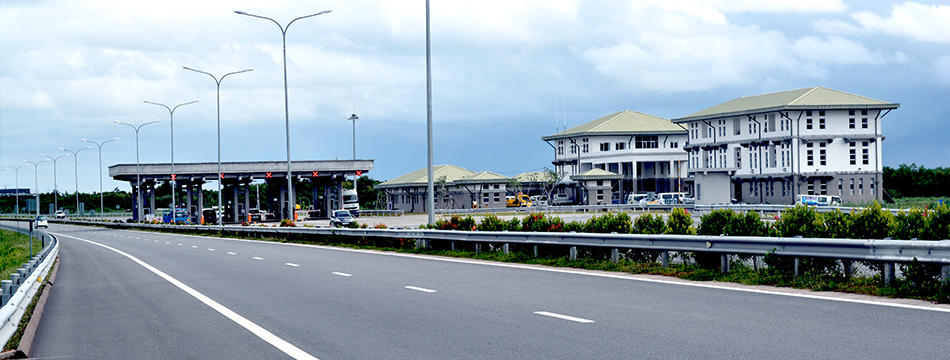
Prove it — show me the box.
[162,208,189,223]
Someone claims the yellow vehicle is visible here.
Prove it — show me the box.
[506,193,532,207]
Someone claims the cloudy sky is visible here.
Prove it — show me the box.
[1,0,948,195]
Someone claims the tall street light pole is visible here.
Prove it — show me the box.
[39,154,69,213]
[347,114,358,160]
[115,120,160,222]
[61,146,92,216]
[5,164,27,215]
[426,0,435,225]
[183,66,253,225]
[23,159,47,217]
[144,100,198,214]
[235,9,331,222]
[82,138,119,218]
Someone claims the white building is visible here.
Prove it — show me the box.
[671,86,899,205]
[542,110,689,203]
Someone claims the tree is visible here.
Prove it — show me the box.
[541,167,566,204]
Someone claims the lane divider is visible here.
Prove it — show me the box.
[331,272,352,277]
[404,286,436,293]
[534,311,595,324]
[53,233,320,360]
[285,263,300,267]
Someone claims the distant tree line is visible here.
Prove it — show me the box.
[883,164,950,198]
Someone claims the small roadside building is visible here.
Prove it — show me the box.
[377,165,516,212]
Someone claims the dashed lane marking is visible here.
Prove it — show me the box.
[404,286,437,293]
[331,272,352,277]
[534,311,595,324]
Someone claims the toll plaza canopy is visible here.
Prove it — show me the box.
[109,159,373,223]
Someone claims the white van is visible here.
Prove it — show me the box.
[795,195,842,206]
[655,192,687,205]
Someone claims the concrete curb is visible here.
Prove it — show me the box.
[0,256,60,359]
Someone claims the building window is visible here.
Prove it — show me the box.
[735,148,742,169]
[483,194,489,204]
[862,141,869,165]
[848,141,858,165]
[807,180,815,195]
[494,192,500,202]
[871,181,875,195]
[838,179,843,195]
[806,143,814,166]
[670,141,678,148]
[806,118,813,130]
[819,110,825,117]
[806,111,812,117]
[849,118,855,129]
[859,178,864,195]
[862,117,868,129]
[557,141,564,155]
[635,136,658,149]
[599,142,609,152]
[734,118,741,135]
[616,142,626,150]
[820,180,827,195]
[782,181,787,196]
[582,138,589,153]
[850,179,855,195]
[819,118,825,129]
[819,142,826,166]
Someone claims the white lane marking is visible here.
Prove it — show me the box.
[228,252,237,255]
[252,257,263,260]
[331,272,352,277]
[192,246,198,248]
[178,243,183,246]
[404,286,437,293]
[208,249,215,252]
[534,311,595,324]
[166,242,170,244]
[285,263,300,267]
[136,237,140,240]
[55,233,320,360]
[154,240,159,242]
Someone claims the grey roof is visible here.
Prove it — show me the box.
[673,86,899,123]
[454,171,510,185]
[377,165,476,189]
[570,168,622,181]
[542,110,685,141]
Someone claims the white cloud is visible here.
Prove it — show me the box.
[791,36,886,65]
[817,2,950,43]
[668,0,847,14]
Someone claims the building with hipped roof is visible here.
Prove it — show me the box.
[541,110,689,204]
[671,86,899,205]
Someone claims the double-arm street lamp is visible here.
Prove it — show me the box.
[347,114,358,160]
[182,66,253,225]
[5,164,27,215]
[39,153,69,212]
[115,120,160,221]
[144,100,198,213]
[82,138,119,217]
[235,9,331,221]
[61,146,92,216]
[22,159,48,216]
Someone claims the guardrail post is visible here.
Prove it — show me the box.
[611,248,619,264]
[475,243,481,254]
[942,265,950,285]
[1,280,11,306]
[660,251,669,268]
[720,254,730,273]
[10,273,20,287]
[794,258,800,277]
[569,246,577,261]
[843,260,852,279]
[883,262,895,286]
[503,243,509,255]
[533,245,538,257]
[450,241,456,251]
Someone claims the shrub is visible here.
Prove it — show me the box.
[775,205,823,238]
[698,209,734,236]
[821,209,851,238]
[666,208,695,235]
[922,204,950,240]
[279,219,296,227]
[563,220,587,233]
[633,213,667,234]
[849,202,892,240]
[890,208,927,240]
[374,223,388,229]
[435,215,477,231]
[587,212,632,234]
[478,214,505,232]
[521,213,564,232]
[727,211,767,237]
[504,217,522,231]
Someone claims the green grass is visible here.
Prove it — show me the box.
[0,229,35,279]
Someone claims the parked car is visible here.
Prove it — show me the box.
[35,216,48,228]
[552,193,575,205]
[54,210,66,219]
[248,209,268,223]
[329,210,355,228]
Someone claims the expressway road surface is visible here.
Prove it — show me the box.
[30,223,950,359]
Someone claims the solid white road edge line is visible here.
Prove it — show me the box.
[331,272,353,277]
[54,233,320,360]
[534,311,595,324]
[405,286,437,293]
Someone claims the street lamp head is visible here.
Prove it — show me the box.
[234,10,248,15]
[113,120,121,124]
[317,10,332,16]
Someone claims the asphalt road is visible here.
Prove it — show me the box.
[30,223,950,359]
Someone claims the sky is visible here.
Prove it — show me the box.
[1,0,949,196]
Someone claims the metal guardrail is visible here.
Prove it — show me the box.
[436,203,685,216]
[0,223,58,346]
[357,210,404,217]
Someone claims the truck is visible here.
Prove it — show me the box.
[342,188,360,216]
[506,193,532,207]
